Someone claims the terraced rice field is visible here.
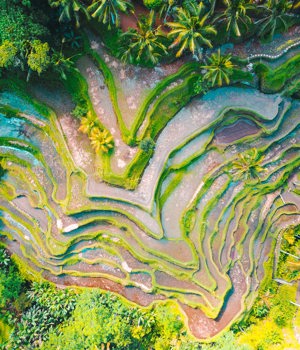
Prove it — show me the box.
[0,36,300,339]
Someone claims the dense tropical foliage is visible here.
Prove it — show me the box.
[120,10,167,64]
[0,0,299,77]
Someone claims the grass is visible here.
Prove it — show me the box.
[142,74,198,140]
[256,53,300,93]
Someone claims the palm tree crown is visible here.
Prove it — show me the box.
[202,49,234,86]
[257,0,293,39]
[89,127,114,153]
[167,3,217,58]
[120,11,167,65]
[88,0,133,29]
[214,0,254,39]
[78,115,97,135]
[229,148,265,182]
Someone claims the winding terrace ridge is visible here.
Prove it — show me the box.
[0,41,300,340]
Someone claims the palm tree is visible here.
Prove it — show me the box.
[120,11,167,65]
[202,49,234,86]
[167,3,217,58]
[50,0,90,28]
[89,127,114,153]
[78,115,98,135]
[88,0,132,29]
[214,0,254,39]
[256,0,294,40]
[158,0,178,22]
[158,0,217,20]
[229,148,265,182]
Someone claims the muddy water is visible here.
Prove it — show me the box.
[46,273,165,306]
[180,263,247,339]
[214,118,260,145]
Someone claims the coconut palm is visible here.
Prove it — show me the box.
[167,3,217,58]
[256,0,294,40]
[78,115,98,135]
[88,0,132,29]
[120,11,167,65]
[50,0,90,28]
[214,0,254,39]
[229,148,265,182]
[202,49,234,86]
[89,127,114,153]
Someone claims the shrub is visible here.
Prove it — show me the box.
[253,304,269,319]
[0,249,24,310]
[193,75,208,95]
[253,63,269,75]
[71,105,88,119]
[0,268,23,307]
[42,292,195,350]
[140,137,155,153]
[202,332,251,349]
[257,54,300,93]
[0,248,10,269]
[182,209,196,235]
[9,283,77,349]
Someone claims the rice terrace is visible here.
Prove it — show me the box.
[1,0,300,349]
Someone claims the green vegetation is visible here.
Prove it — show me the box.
[89,128,114,153]
[120,11,167,65]
[167,2,217,58]
[202,332,250,350]
[50,0,90,28]
[256,0,293,40]
[276,225,300,281]
[143,0,163,10]
[214,0,254,39]
[41,291,199,350]
[202,50,234,87]
[238,283,298,349]
[139,137,156,153]
[228,148,266,182]
[256,52,300,93]
[88,0,132,29]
